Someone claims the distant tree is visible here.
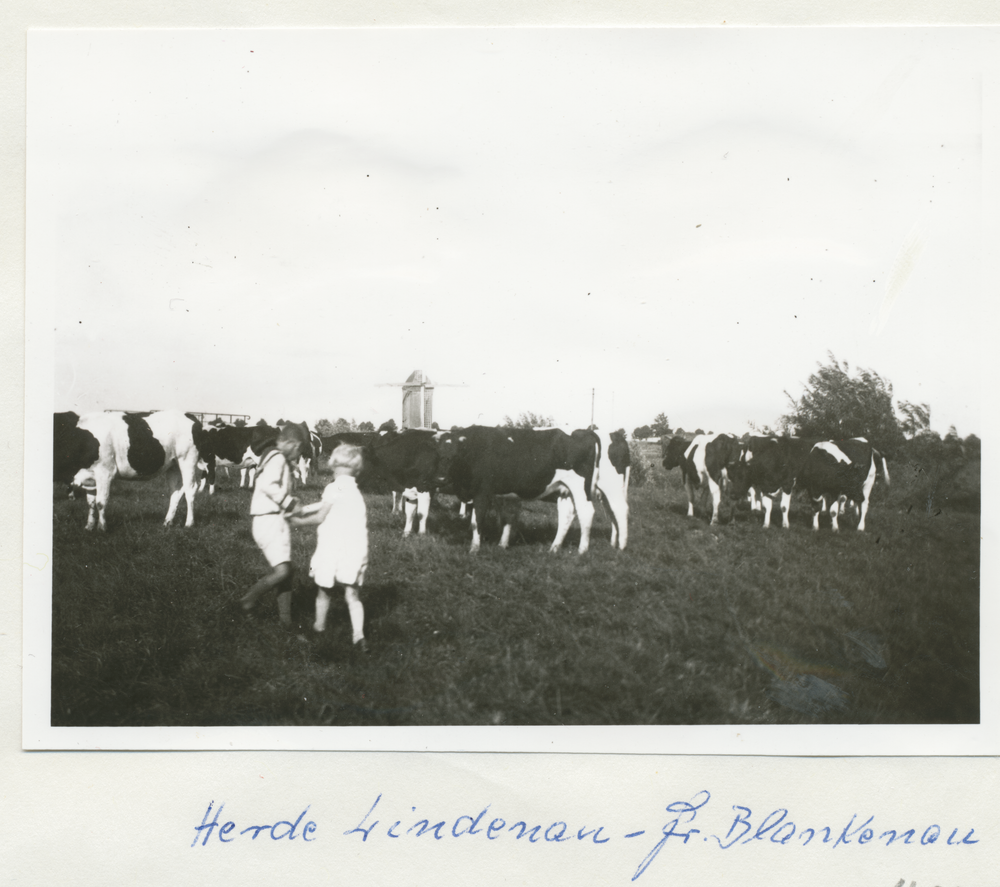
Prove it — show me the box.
[358,420,375,432]
[431,421,440,431]
[898,401,932,440]
[694,428,705,436]
[315,418,336,437]
[378,418,398,433]
[333,417,352,433]
[632,424,653,440]
[234,418,247,427]
[964,433,981,459]
[255,418,269,427]
[650,413,671,438]
[780,352,905,456]
[502,411,555,429]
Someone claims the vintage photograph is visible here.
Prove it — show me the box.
[29,28,982,739]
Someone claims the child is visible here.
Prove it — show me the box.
[289,443,369,652]
[241,424,306,626]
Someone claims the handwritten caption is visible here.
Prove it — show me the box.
[192,792,978,881]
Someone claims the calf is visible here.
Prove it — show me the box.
[53,410,205,531]
[796,438,890,532]
[661,433,742,524]
[436,425,600,553]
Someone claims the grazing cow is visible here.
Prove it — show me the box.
[726,436,816,529]
[361,429,443,536]
[197,423,279,493]
[435,425,600,554]
[319,431,381,461]
[796,438,890,532]
[555,427,630,549]
[53,410,205,531]
[661,433,742,524]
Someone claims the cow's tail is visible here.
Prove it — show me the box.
[876,449,890,487]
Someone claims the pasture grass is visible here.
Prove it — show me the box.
[50,461,979,726]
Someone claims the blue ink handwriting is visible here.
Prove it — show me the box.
[192,801,317,846]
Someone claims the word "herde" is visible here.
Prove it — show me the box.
[192,801,317,846]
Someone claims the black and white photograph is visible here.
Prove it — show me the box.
[24,27,990,750]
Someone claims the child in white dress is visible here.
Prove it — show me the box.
[290,444,369,651]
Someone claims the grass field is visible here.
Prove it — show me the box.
[50,456,980,727]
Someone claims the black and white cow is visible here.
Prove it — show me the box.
[53,410,205,531]
[361,429,443,536]
[549,427,630,550]
[435,425,600,554]
[796,438,890,532]
[726,436,816,529]
[607,430,631,502]
[661,433,743,525]
[197,423,279,493]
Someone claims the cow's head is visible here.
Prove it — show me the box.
[433,430,461,486]
[660,435,690,470]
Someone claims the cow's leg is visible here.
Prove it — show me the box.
[811,497,822,531]
[392,491,402,514]
[551,493,576,552]
[780,490,792,529]
[574,492,595,554]
[750,488,762,512]
[458,500,468,519]
[685,478,696,518]
[600,476,629,550]
[178,453,199,527]
[560,477,594,554]
[498,499,520,549]
[402,489,418,536]
[470,495,490,553]
[707,474,722,525]
[163,463,185,527]
[416,490,430,535]
[761,494,773,529]
[856,456,877,531]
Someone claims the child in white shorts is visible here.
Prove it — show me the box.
[290,443,369,651]
[241,425,306,625]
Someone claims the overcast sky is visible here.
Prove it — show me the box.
[29,28,987,435]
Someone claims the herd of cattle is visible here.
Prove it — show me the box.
[52,409,891,548]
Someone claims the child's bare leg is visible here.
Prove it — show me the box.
[344,584,365,646]
[242,562,292,612]
[314,587,332,632]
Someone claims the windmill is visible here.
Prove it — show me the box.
[376,369,467,430]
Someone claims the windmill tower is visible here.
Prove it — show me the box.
[377,369,466,429]
[402,369,434,429]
